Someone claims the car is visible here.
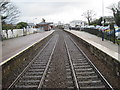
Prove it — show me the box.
[102,26,109,31]
[115,28,120,39]
[95,25,101,29]
[87,25,95,29]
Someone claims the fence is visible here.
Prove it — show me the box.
[71,27,120,45]
[2,28,37,40]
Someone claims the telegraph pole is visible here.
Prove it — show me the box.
[0,15,2,41]
[0,15,2,90]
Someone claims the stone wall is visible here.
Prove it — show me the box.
[2,33,53,88]
[65,30,120,76]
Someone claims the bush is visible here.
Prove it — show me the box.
[2,24,15,30]
[16,22,28,29]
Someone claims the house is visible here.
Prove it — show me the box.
[103,16,115,24]
[70,20,86,28]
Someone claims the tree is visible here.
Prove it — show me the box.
[16,22,28,29]
[0,0,20,24]
[82,10,95,25]
[90,16,115,26]
[90,17,102,26]
[108,1,120,27]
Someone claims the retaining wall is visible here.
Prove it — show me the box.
[1,32,53,88]
[65,30,120,76]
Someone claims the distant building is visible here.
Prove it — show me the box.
[28,23,35,28]
[64,24,70,29]
[70,20,86,27]
[36,19,53,31]
[104,16,115,24]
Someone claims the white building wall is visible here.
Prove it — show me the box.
[70,20,85,27]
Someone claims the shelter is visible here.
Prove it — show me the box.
[36,19,53,31]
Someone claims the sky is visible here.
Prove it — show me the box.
[11,0,120,24]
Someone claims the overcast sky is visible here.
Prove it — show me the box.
[11,0,120,24]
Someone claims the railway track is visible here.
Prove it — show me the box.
[64,34,114,90]
[7,34,59,89]
[6,30,114,89]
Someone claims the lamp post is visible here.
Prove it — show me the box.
[34,18,38,32]
[101,0,104,41]
[102,0,104,26]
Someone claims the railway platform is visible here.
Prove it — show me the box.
[1,30,55,65]
[64,29,119,61]
[64,29,120,76]
[2,29,119,89]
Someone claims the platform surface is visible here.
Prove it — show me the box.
[65,29,120,62]
[1,30,54,64]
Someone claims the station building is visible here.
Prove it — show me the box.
[36,19,53,31]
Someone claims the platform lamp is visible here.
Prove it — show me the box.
[34,18,38,28]
[34,18,38,32]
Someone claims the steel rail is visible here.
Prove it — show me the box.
[7,36,54,90]
[64,38,80,90]
[68,35,114,90]
[37,35,59,89]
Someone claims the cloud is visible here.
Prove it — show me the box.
[15,2,85,17]
[12,0,88,3]
[12,0,120,23]
[16,2,64,16]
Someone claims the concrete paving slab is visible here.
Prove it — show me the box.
[65,29,120,62]
[1,30,54,64]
